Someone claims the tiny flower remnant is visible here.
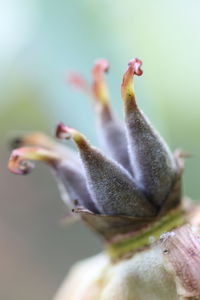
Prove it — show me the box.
[8,59,200,300]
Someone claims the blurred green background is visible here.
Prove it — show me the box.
[1,0,200,299]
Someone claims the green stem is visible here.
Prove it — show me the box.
[106,208,185,261]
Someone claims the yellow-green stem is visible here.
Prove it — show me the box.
[107,208,186,261]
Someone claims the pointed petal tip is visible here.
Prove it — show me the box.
[8,147,59,175]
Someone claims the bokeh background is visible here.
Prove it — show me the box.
[1,0,200,299]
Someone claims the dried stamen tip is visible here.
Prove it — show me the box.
[93,59,109,74]
[56,123,84,145]
[128,58,143,76]
[10,132,56,150]
[67,72,90,95]
[56,123,72,140]
[8,147,59,175]
[10,137,23,150]
[8,150,34,175]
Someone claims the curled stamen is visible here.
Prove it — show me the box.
[10,132,57,150]
[56,123,86,143]
[121,58,143,108]
[8,142,97,212]
[56,123,85,145]
[67,59,110,110]
[8,147,59,175]
[128,58,143,76]
[56,122,72,140]
[92,58,110,107]
[67,60,132,172]
[91,59,132,171]
[56,123,88,152]
[10,131,80,166]
[67,59,110,108]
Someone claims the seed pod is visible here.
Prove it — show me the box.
[8,57,192,300]
[56,123,156,217]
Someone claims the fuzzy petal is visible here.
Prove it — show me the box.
[54,160,98,212]
[121,58,176,207]
[56,123,156,217]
